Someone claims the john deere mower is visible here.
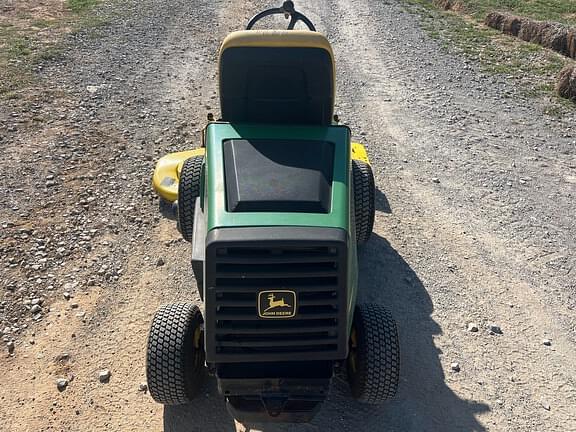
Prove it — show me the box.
[147,1,400,423]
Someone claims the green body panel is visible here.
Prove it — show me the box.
[205,123,351,231]
[204,122,357,329]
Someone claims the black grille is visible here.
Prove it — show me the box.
[205,228,349,363]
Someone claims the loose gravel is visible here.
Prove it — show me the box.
[1,0,575,431]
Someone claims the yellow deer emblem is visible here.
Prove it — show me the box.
[264,293,291,312]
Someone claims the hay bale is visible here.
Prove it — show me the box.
[518,19,544,43]
[556,63,576,101]
[434,0,453,10]
[540,23,568,53]
[434,0,463,11]
[485,11,507,31]
[501,15,523,37]
[518,19,572,55]
[485,11,576,59]
[485,12,523,36]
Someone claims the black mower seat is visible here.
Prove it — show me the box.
[219,30,335,125]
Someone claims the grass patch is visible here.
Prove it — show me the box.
[31,19,55,29]
[543,97,574,117]
[36,46,64,62]
[7,37,33,58]
[0,0,104,98]
[403,0,573,108]
[67,0,100,14]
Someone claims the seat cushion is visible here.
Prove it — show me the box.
[219,31,335,125]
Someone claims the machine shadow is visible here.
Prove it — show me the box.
[303,233,490,431]
[375,187,392,214]
[163,380,237,432]
[164,234,489,432]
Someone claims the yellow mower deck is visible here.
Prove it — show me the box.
[152,142,370,203]
[152,148,206,203]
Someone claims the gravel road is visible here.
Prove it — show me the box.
[1,0,575,431]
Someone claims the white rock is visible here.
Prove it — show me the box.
[56,378,69,391]
[98,369,111,383]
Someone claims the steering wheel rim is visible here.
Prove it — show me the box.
[246,1,316,31]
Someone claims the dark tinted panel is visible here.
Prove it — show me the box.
[223,139,334,213]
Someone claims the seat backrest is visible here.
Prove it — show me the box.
[219,30,335,125]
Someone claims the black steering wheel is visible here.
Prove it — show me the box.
[246,1,316,31]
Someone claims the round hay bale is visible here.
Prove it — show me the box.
[519,20,545,44]
[541,23,568,54]
[485,11,506,31]
[501,15,523,37]
[434,0,453,10]
[556,64,576,101]
[533,24,547,45]
[449,1,464,12]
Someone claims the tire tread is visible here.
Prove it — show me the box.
[178,156,203,242]
[348,304,400,404]
[146,303,205,405]
[352,160,375,245]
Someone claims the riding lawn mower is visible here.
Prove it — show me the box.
[146,1,400,424]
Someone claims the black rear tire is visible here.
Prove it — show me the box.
[178,156,203,242]
[146,303,206,405]
[352,160,375,245]
[347,304,400,404]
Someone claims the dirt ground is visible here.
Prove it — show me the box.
[1,0,575,431]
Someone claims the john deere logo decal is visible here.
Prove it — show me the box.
[258,290,296,319]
